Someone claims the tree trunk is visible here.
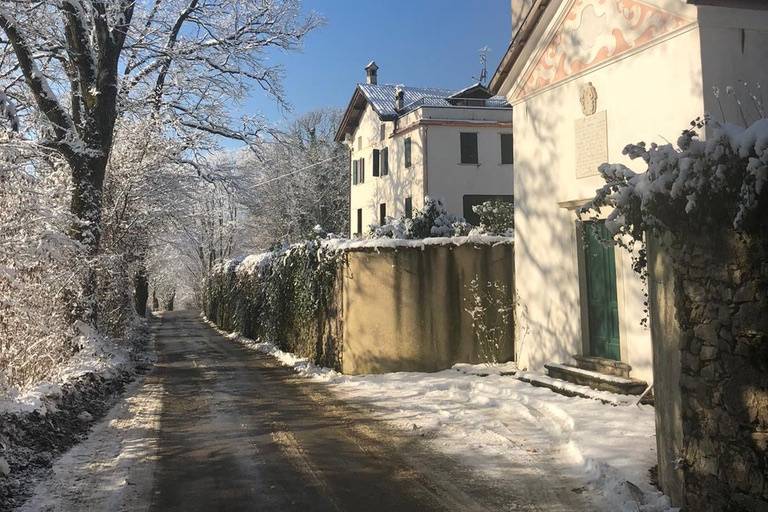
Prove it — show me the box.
[67,155,109,327]
[152,290,159,311]
[133,266,149,317]
[164,291,175,311]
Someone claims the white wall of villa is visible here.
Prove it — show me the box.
[348,103,513,235]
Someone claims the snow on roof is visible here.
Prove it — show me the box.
[358,83,456,119]
[335,82,510,141]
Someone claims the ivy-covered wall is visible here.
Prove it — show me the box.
[204,242,343,370]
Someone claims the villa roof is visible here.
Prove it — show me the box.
[335,83,509,142]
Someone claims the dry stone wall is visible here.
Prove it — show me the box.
[652,230,768,511]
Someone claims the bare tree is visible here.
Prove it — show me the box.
[240,109,349,246]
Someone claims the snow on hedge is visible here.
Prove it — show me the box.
[321,233,514,252]
[211,234,514,278]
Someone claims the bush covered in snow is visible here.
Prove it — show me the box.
[472,200,515,236]
[581,118,768,275]
[370,197,470,239]
[0,146,84,392]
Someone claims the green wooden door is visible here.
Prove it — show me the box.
[584,221,621,360]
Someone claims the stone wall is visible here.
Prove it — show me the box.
[650,230,768,510]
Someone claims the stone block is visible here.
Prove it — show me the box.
[718,305,733,323]
[700,346,718,361]
[682,351,701,372]
[700,362,718,381]
[694,322,719,345]
[688,337,702,355]
[734,282,758,303]
[684,281,708,302]
[751,432,768,451]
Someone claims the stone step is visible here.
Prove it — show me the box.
[544,362,648,395]
[572,355,632,378]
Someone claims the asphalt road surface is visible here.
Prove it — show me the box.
[22,311,594,512]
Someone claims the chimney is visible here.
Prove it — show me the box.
[365,61,378,85]
[395,86,404,112]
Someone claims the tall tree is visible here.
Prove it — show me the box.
[0,0,320,323]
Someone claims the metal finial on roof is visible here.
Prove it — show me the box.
[473,46,491,85]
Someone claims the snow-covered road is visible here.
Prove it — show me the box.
[21,311,598,511]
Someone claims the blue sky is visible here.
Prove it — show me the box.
[238,0,512,141]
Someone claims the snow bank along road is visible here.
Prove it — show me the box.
[21,310,596,511]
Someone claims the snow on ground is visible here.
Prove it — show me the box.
[207,321,675,512]
[0,319,147,416]
[18,371,162,512]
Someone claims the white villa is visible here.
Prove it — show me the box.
[489,0,768,396]
[335,62,514,236]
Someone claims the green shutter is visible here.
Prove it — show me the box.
[500,133,513,164]
[404,138,412,167]
[381,147,389,175]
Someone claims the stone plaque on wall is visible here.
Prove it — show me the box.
[575,110,608,179]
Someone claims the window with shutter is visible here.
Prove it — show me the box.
[381,147,389,176]
[356,209,363,235]
[404,137,412,168]
[359,158,365,183]
[405,197,413,219]
[372,149,380,177]
[379,203,386,226]
[501,133,513,164]
[460,132,479,164]
[352,160,358,185]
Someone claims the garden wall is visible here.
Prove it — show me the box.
[341,243,515,374]
[204,238,515,375]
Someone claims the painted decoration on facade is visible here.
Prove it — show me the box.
[516,0,693,99]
